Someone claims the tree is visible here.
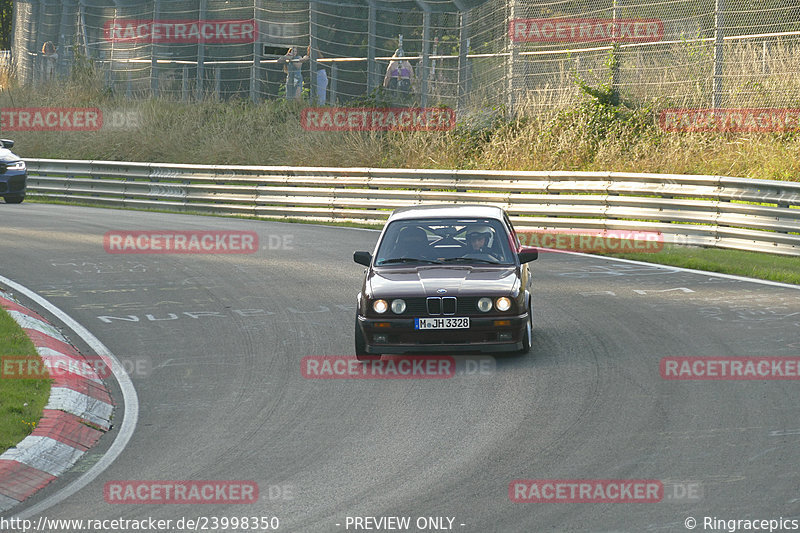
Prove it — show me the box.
[0,0,12,50]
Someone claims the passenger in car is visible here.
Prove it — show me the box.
[394,226,429,257]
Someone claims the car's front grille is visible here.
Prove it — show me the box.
[381,296,499,317]
[426,297,459,315]
[0,163,7,175]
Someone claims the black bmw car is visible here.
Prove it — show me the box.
[354,205,538,360]
[0,139,27,204]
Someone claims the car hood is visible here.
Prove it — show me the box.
[0,148,20,163]
[367,266,520,298]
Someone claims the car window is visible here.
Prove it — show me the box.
[374,218,514,266]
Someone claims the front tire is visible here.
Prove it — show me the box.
[518,302,532,354]
[355,317,380,361]
[4,195,24,204]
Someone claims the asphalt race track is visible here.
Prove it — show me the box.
[2,203,800,532]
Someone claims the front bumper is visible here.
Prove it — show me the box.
[0,171,27,196]
[357,313,528,354]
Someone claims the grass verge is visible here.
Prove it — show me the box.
[0,306,51,454]
[3,81,800,181]
[602,245,800,286]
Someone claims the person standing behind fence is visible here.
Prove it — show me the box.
[41,41,58,82]
[277,46,309,100]
[383,48,414,97]
[309,46,328,106]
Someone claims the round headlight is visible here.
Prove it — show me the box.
[372,299,388,314]
[477,297,493,312]
[495,297,512,312]
[391,299,406,314]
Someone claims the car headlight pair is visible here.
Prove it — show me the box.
[6,161,25,171]
[372,299,406,314]
[372,297,511,314]
[478,297,511,312]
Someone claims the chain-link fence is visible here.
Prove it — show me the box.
[10,0,800,113]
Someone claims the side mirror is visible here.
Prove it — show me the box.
[518,247,538,263]
[353,251,372,266]
[0,139,14,149]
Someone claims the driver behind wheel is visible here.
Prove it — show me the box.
[466,225,493,254]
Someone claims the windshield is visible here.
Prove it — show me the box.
[374,218,515,266]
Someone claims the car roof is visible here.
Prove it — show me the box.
[387,204,506,222]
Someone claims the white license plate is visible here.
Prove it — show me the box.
[415,317,470,330]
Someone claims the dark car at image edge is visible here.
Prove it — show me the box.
[353,204,538,361]
[0,139,27,204]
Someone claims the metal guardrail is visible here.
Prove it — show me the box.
[24,159,800,256]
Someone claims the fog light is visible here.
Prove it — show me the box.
[478,297,493,312]
[373,299,388,314]
[498,331,513,341]
[373,334,388,343]
[391,299,406,314]
[495,297,512,312]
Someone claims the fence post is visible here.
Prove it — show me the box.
[151,0,160,97]
[310,1,319,101]
[367,1,377,92]
[252,0,262,104]
[57,0,75,80]
[30,0,40,85]
[196,0,207,100]
[610,0,619,105]
[183,65,189,101]
[713,0,725,108]
[507,0,520,115]
[420,8,431,108]
[457,10,470,115]
[330,62,338,104]
[214,66,221,100]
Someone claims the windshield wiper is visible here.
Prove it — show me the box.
[441,257,503,264]
[379,257,443,265]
